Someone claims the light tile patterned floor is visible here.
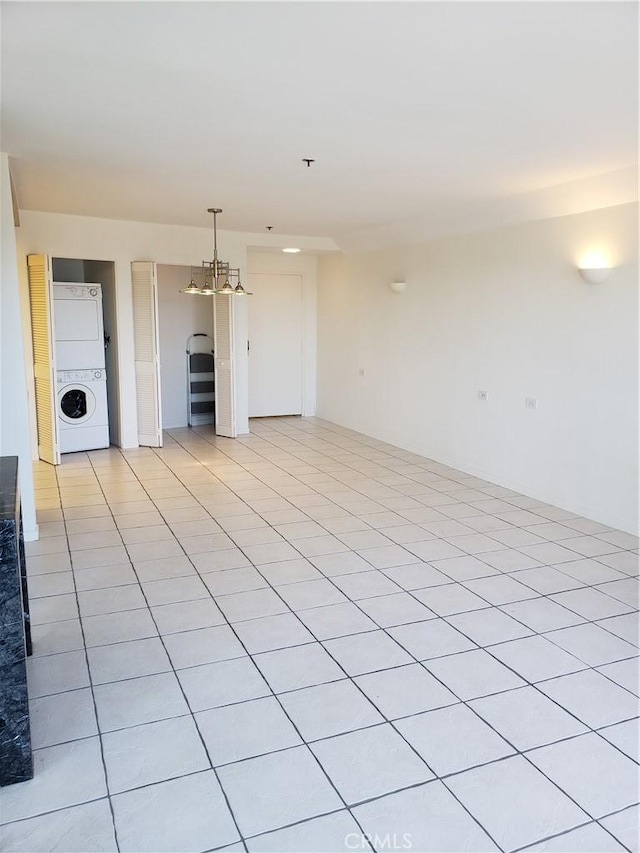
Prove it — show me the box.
[2,417,639,853]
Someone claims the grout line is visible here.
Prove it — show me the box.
[508,818,621,853]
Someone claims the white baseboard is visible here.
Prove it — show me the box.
[24,524,39,542]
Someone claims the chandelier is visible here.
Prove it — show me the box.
[180,208,252,296]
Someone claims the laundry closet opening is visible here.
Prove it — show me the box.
[50,257,121,450]
[156,265,214,430]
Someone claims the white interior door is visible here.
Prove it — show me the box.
[27,254,60,465]
[131,261,163,447]
[248,273,303,417]
[213,293,236,437]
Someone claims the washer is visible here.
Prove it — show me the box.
[53,283,106,371]
[57,369,109,453]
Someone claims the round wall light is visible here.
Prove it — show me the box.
[389,281,407,293]
[577,250,613,284]
[578,267,612,285]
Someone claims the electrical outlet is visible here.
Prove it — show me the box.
[477,390,488,401]
[525,397,538,410]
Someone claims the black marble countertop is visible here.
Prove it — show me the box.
[0,456,19,522]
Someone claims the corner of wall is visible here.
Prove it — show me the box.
[0,153,38,539]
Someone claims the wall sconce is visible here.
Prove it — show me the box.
[577,251,613,285]
[389,281,407,293]
[578,266,612,285]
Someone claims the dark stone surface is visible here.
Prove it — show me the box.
[0,456,33,786]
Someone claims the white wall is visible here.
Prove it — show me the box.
[156,264,214,429]
[247,251,318,416]
[0,154,37,539]
[317,202,639,534]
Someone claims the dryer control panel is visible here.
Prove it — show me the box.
[53,284,102,299]
[57,369,105,383]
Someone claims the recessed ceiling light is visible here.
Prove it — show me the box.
[282,248,301,253]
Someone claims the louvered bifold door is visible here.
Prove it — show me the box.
[27,254,60,465]
[131,261,163,447]
[213,293,236,438]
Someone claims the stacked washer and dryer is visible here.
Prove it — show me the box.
[54,283,110,453]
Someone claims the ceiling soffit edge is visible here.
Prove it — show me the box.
[334,166,638,254]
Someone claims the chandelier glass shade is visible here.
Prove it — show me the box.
[180,208,252,296]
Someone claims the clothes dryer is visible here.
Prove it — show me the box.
[53,283,106,370]
[57,369,109,453]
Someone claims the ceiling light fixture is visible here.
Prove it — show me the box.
[180,208,252,296]
[282,248,301,254]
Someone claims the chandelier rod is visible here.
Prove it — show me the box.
[207,207,222,278]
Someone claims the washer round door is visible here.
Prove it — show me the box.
[58,384,96,424]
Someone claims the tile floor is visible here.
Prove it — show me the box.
[1,417,638,853]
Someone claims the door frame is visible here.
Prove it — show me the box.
[48,256,123,447]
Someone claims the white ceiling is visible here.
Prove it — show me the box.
[2,1,637,249]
